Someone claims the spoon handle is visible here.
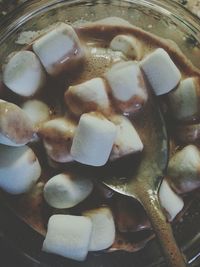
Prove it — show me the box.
[136,188,187,267]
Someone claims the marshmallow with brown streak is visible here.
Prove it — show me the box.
[159,179,184,222]
[39,118,76,163]
[0,100,35,146]
[168,77,200,121]
[71,112,117,166]
[3,51,46,97]
[22,100,50,127]
[0,145,41,194]
[33,23,84,76]
[42,214,92,261]
[83,207,115,251]
[105,61,148,113]
[140,48,181,95]
[167,145,200,194]
[110,35,143,60]
[65,77,111,116]
[110,115,143,161]
[43,173,93,209]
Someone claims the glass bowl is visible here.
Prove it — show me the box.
[0,0,200,266]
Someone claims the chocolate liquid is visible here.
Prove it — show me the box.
[1,17,199,265]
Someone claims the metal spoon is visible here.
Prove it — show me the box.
[102,93,187,267]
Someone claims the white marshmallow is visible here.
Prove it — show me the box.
[43,173,93,209]
[83,207,115,251]
[159,179,184,222]
[110,115,143,160]
[168,145,200,193]
[39,118,76,163]
[140,48,181,95]
[0,145,41,194]
[0,100,35,146]
[3,51,45,97]
[110,35,142,60]
[105,61,147,113]
[42,214,92,261]
[33,23,84,76]
[22,100,50,126]
[65,77,111,116]
[71,112,117,166]
[168,77,200,121]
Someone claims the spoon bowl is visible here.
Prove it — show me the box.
[102,90,187,267]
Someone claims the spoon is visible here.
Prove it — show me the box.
[102,93,187,267]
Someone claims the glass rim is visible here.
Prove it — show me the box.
[0,0,200,44]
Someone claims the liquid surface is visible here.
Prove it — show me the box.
[1,17,200,256]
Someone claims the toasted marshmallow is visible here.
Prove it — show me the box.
[42,214,92,261]
[65,77,111,116]
[0,100,35,146]
[110,35,142,60]
[168,77,200,121]
[71,112,117,166]
[3,51,45,97]
[33,23,84,76]
[39,118,76,163]
[159,179,184,222]
[22,100,50,127]
[140,48,181,95]
[44,173,93,209]
[105,61,148,113]
[83,207,115,251]
[0,145,41,194]
[167,145,200,193]
[110,115,143,160]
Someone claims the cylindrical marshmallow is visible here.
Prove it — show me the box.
[83,207,115,251]
[21,100,50,126]
[159,179,184,222]
[140,48,181,95]
[105,61,148,113]
[39,118,76,163]
[110,115,143,160]
[0,145,41,194]
[168,77,200,121]
[42,214,92,261]
[3,51,46,97]
[33,23,84,76]
[71,112,117,166]
[43,173,93,209]
[65,77,111,116]
[110,35,143,60]
[0,100,35,146]
[167,145,200,194]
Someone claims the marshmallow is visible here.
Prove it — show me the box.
[105,61,148,113]
[3,51,46,97]
[71,112,117,166]
[168,77,200,121]
[39,118,76,163]
[65,77,111,116]
[0,100,35,146]
[167,145,200,194]
[22,100,50,127]
[110,115,143,160]
[159,179,184,222]
[43,173,93,209]
[83,207,115,251]
[0,145,41,194]
[140,48,181,95]
[110,35,142,60]
[33,23,84,76]
[42,214,92,261]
